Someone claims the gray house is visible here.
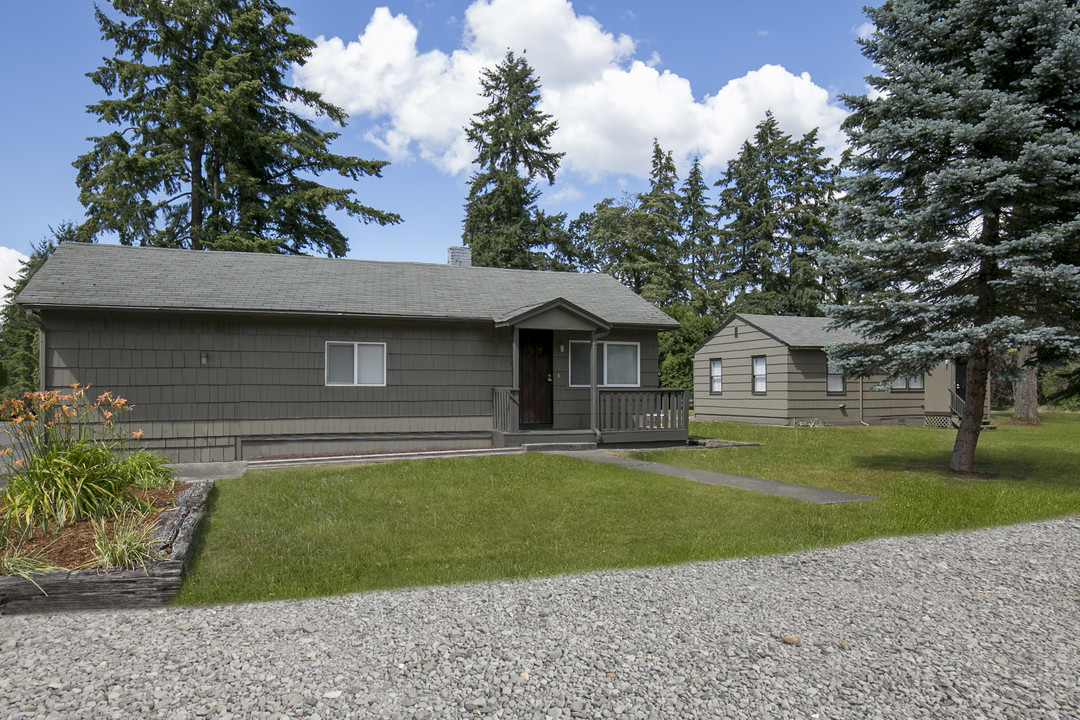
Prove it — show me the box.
[17,243,687,463]
[692,313,980,427]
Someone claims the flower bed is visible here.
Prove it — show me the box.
[0,386,204,614]
[0,480,212,615]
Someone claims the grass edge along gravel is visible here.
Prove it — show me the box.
[176,413,1080,606]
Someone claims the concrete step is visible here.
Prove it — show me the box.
[245,446,525,470]
[521,442,598,452]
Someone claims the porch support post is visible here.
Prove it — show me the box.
[512,326,520,391]
[590,330,599,441]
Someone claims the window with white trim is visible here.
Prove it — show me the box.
[710,359,723,393]
[569,341,640,387]
[890,374,924,391]
[752,356,767,394]
[827,363,845,394]
[325,342,386,386]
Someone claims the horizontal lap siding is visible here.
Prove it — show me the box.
[42,311,512,461]
[691,319,788,424]
[787,350,925,425]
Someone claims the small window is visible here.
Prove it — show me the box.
[752,356,767,394]
[604,343,639,387]
[710,359,723,393]
[325,342,386,386]
[827,363,845,394]
[569,341,639,387]
[890,374,924,391]
[569,341,594,387]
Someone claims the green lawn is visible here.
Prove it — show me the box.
[176,413,1080,605]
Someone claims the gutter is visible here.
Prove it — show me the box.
[589,327,612,443]
[16,303,679,331]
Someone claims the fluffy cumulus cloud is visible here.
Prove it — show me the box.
[295,0,849,179]
[0,246,28,300]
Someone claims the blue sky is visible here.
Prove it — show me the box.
[0,0,877,288]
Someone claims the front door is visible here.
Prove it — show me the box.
[955,359,968,400]
[519,329,553,427]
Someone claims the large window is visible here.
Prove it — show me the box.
[326,342,386,386]
[890,374,924,391]
[752,356,767,394]
[569,341,640,387]
[827,363,845,394]
[710,359,723,393]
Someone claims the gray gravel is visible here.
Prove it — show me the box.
[2,517,1077,719]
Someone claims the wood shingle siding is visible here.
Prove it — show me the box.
[42,311,511,461]
[21,244,682,459]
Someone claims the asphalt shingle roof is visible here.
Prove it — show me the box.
[18,243,678,329]
[736,313,863,348]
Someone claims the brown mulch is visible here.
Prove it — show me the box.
[3,483,189,571]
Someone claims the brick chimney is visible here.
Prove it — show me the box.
[447,246,472,267]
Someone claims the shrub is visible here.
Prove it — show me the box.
[1,442,149,531]
[114,449,175,490]
[89,511,163,571]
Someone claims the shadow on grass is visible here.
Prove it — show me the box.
[847,445,1080,488]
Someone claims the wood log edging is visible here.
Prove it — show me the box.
[0,480,214,615]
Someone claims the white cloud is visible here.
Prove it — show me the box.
[0,246,29,300]
[295,0,850,180]
[854,22,875,39]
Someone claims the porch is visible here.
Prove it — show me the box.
[492,387,690,446]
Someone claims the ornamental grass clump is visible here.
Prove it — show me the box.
[88,511,163,571]
[0,385,164,534]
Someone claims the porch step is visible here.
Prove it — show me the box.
[522,442,598,452]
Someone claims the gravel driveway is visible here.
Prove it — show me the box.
[2,517,1077,719]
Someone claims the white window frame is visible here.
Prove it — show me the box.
[827,363,845,394]
[710,358,723,394]
[752,356,767,394]
[568,340,641,388]
[890,374,924,391]
[325,341,386,387]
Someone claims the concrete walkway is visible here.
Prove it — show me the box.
[545,449,878,504]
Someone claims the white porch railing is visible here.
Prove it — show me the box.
[949,388,966,418]
[599,389,690,433]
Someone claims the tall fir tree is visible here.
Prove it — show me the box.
[462,51,565,269]
[582,140,687,305]
[714,112,840,316]
[75,0,399,254]
[678,156,719,314]
[0,224,78,398]
[826,0,1080,472]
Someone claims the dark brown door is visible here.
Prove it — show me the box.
[955,359,968,400]
[519,329,553,427]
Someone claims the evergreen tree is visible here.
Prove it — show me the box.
[75,0,399,254]
[825,0,1080,472]
[0,224,77,398]
[581,140,687,304]
[463,51,565,269]
[657,304,718,389]
[678,157,719,313]
[714,112,839,316]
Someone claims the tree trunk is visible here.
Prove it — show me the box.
[189,141,203,251]
[950,347,989,473]
[1011,344,1040,424]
